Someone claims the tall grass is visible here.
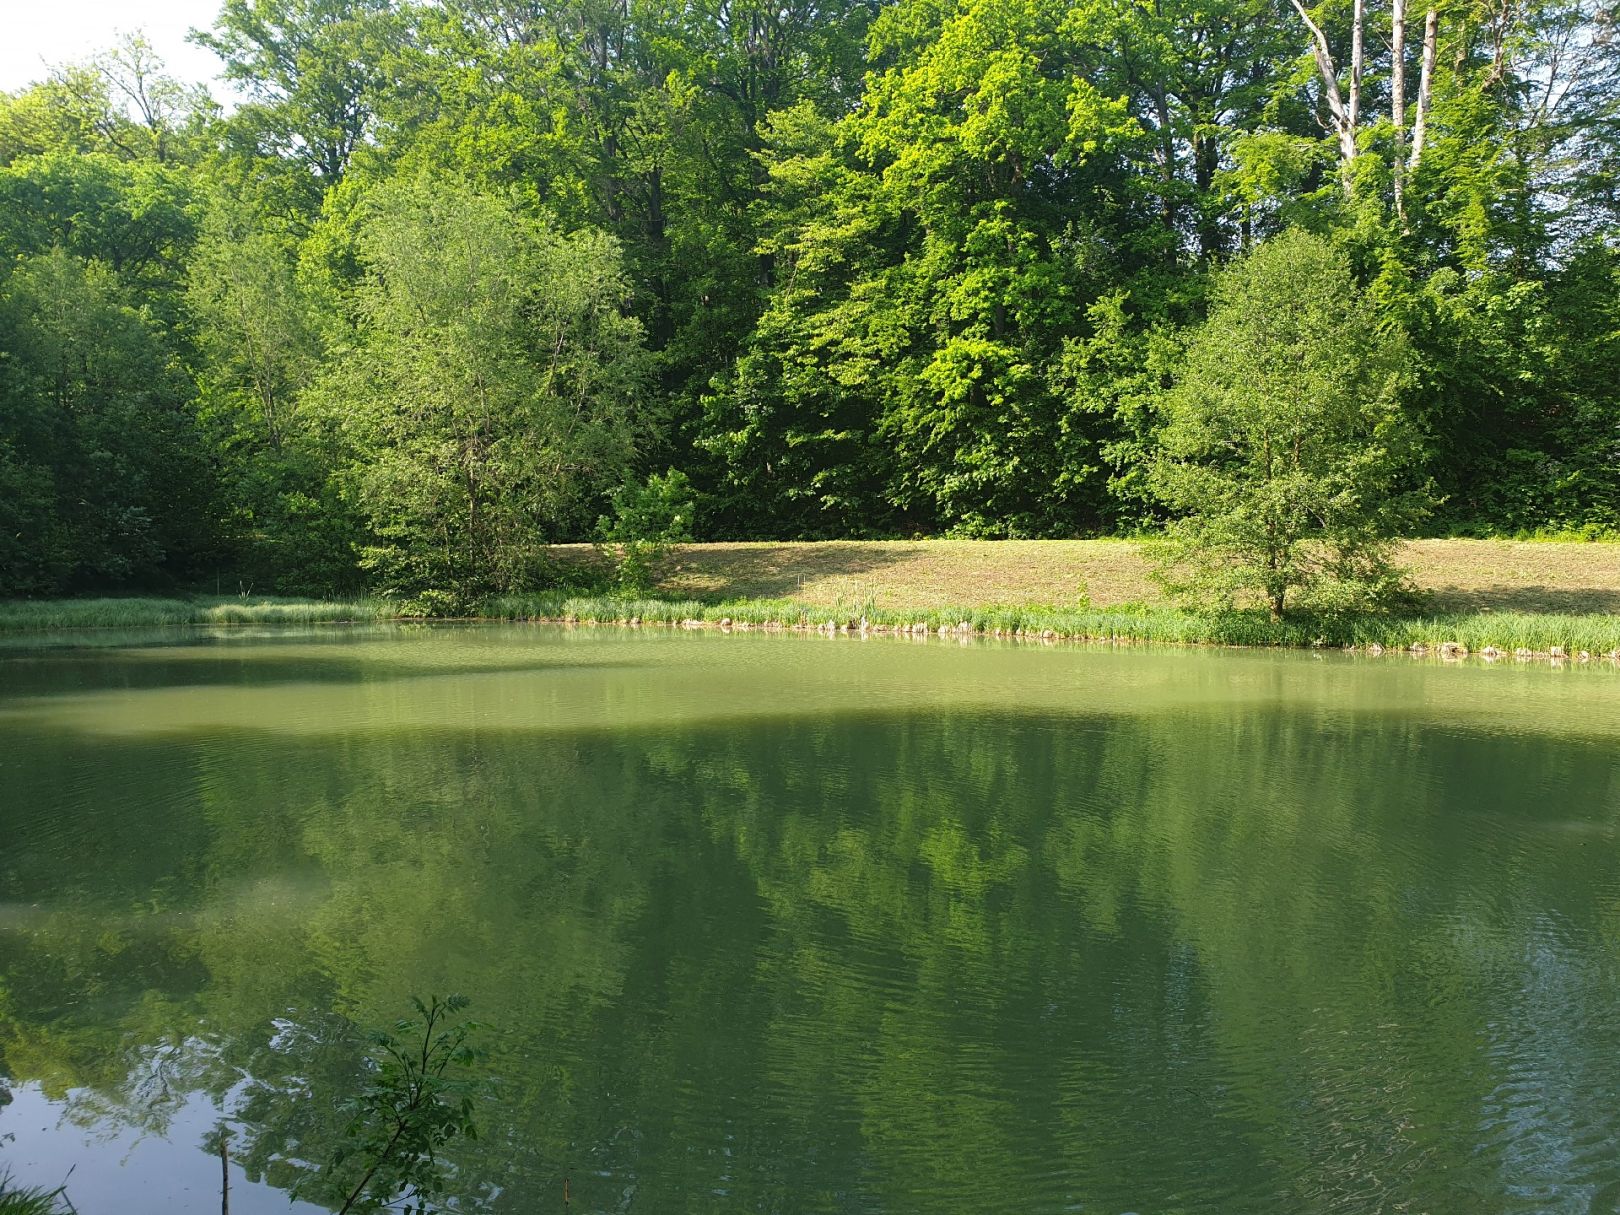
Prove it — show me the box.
[482,594,1620,655]
[0,1172,73,1215]
[0,596,391,633]
[1337,611,1620,654]
[6,592,1617,656]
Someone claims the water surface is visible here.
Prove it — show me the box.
[3,626,1619,1213]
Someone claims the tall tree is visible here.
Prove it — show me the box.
[188,199,361,593]
[195,0,404,214]
[51,33,218,165]
[0,151,197,295]
[309,180,652,601]
[706,0,1148,537]
[0,249,215,593]
[1150,232,1427,617]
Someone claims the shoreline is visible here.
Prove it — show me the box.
[496,601,1620,664]
[3,593,1618,665]
[506,614,1620,666]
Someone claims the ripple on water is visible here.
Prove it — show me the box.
[3,628,1620,1213]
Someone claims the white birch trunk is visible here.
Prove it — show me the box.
[1392,0,1408,215]
[1288,0,1359,195]
[1411,8,1438,170]
[1349,0,1365,134]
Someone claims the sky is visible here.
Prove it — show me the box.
[0,0,228,93]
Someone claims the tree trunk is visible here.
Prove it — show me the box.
[1411,9,1438,171]
[1194,131,1224,257]
[1391,0,1407,217]
[1288,0,1359,195]
[1348,0,1365,136]
[1152,89,1177,234]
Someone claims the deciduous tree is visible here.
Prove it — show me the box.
[1149,231,1428,617]
[309,180,651,602]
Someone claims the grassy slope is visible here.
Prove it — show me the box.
[533,538,1620,655]
[611,538,1620,615]
[4,540,1619,654]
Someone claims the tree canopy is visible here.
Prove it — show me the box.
[0,0,1616,599]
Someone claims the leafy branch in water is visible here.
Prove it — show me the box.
[300,995,483,1215]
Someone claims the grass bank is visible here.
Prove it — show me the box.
[0,596,391,632]
[484,593,1620,658]
[5,538,1619,658]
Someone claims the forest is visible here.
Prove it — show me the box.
[1,0,1617,603]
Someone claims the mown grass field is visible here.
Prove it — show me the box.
[596,537,1620,615]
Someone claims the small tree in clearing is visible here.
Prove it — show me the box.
[1149,230,1429,619]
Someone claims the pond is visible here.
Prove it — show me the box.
[2,625,1619,1213]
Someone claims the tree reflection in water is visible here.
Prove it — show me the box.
[3,634,1619,1213]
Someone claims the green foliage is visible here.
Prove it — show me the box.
[0,1169,74,1215]
[0,247,216,594]
[700,0,1149,537]
[301,995,483,1215]
[596,470,697,594]
[0,1179,71,1215]
[1060,285,1197,527]
[187,196,362,594]
[195,0,404,206]
[188,201,319,454]
[1149,232,1429,617]
[1,0,1618,596]
[1395,245,1620,534]
[694,104,900,537]
[308,178,651,603]
[0,150,197,293]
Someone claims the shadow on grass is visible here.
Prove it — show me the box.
[1424,584,1620,614]
[555,542,926,604]
[662,544,966,602]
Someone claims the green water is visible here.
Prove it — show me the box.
[3,626,1620,1214]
